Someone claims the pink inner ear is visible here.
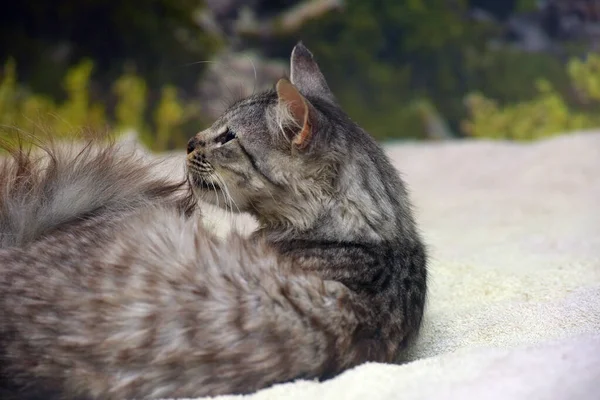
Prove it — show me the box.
[276,79,312,148]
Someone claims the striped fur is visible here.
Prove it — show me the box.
[0,43,427,399]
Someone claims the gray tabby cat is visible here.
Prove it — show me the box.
[0,43,427,399]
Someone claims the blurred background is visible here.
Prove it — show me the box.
[2,0,600,151]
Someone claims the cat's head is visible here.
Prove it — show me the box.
[187,43,405,238]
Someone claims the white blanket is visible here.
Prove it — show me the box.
[156,131,600,400]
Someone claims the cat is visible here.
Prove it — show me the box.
[0,42,427,399]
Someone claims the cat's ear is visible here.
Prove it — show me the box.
[276,78,314,150]
[290,42,334,102]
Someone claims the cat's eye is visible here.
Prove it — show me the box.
[216,128,237,145]
[225,129,236,142]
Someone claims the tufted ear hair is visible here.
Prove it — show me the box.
[289,42,334,102]
[275,78,315,150]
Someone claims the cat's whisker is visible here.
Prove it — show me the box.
[216,176,235,220]
[181,59,244,115]
[209,179,220,210]
[210,172,231,219]
[216,175,232,219]
[224,183,241,215]
[181,60,219,67]
[245,55,258,96]
[214,172,241,219]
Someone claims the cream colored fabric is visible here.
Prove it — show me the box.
[156,132,600,400]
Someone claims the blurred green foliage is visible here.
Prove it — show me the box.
[292,0,475,140]
[569,54,600,102]
[0,0,217,150]
[516,0,538,12]
[463,54,600,140]
[0,1,221,95]
[1,0,600,148]
[0,59,200,150]
[288,0,583,141]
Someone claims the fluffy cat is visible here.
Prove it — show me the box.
[0,43,427,399]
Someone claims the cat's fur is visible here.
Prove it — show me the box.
[0,43,427,399]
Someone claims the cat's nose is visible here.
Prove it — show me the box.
[187,135,209,154]
[187,136,208,154]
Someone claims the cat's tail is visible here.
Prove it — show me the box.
[0,132,195,249]
[1,204,384,399]
[0,135,388,398]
